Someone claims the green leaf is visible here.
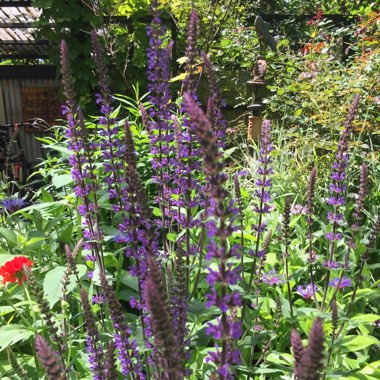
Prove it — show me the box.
[0,228,18,247]
[0,254,16,266]
[119,270,139,292]
[0,325,34,351]
[52,174,73,188]
[341,335,380,352]
[43,265,86,307]
[58,224,73,243]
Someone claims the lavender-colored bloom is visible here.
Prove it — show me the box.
[262,269,284,285]
[297,284,318,299]
[322,260,342,269]
[325,232,342,241]
[329,276,351,288]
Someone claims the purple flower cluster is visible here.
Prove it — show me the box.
[60,40,104,269]
[145,1,174,218]
[0,197,28,213]
[325,94,360,243]
[262,270,284,286]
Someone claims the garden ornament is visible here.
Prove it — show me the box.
[254,15,277,51]
[251,55,267,84]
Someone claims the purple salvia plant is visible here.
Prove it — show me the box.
[201,52,227,146]
[99,272,144,379]
[91,31,125,213]
[35,335,67,380]
[322,94,360,309]
[60,40,104,270]
[146,0,175,247]
[183,93,241,379]
[80,288,105,380]
[247,120,273,291]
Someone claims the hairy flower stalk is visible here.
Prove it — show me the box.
[306,167,318,307]
[334,216,380,340]
[298,318,325,380]
[183,9,199,96]
[350,162,368,243]
[80,288,105,379]
[184,93,241,379]
[201,52,227,147]
[7,349,28,380]
[24,266,65,364]
[324,298,339,377]
[291,329,305,379]
[35,335,67,380]
[283,196,294,318]
[99,272,144,379]
[322,94,360,309]
[105,342,118,380]
[234,173,245,286]
[144,257,182,379]
[60,40,104,270]
[247,120,273,292]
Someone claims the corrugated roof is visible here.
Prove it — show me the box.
[0,5,48,59]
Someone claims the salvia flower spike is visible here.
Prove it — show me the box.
[35,335,67,380]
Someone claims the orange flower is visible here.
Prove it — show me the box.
[0,256,33,285]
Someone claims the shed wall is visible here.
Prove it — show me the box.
[0,78,60,165]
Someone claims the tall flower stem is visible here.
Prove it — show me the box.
[321,94,360,310]
[307,167,319,309]
[283,196,294,319]
[334,217,380,339]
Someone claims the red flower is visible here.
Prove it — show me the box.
[0,256,33,285]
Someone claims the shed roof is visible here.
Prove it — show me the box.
[0,3,48,60]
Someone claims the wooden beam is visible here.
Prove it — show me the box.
[0,65,56,79]
[0,1,32,6]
